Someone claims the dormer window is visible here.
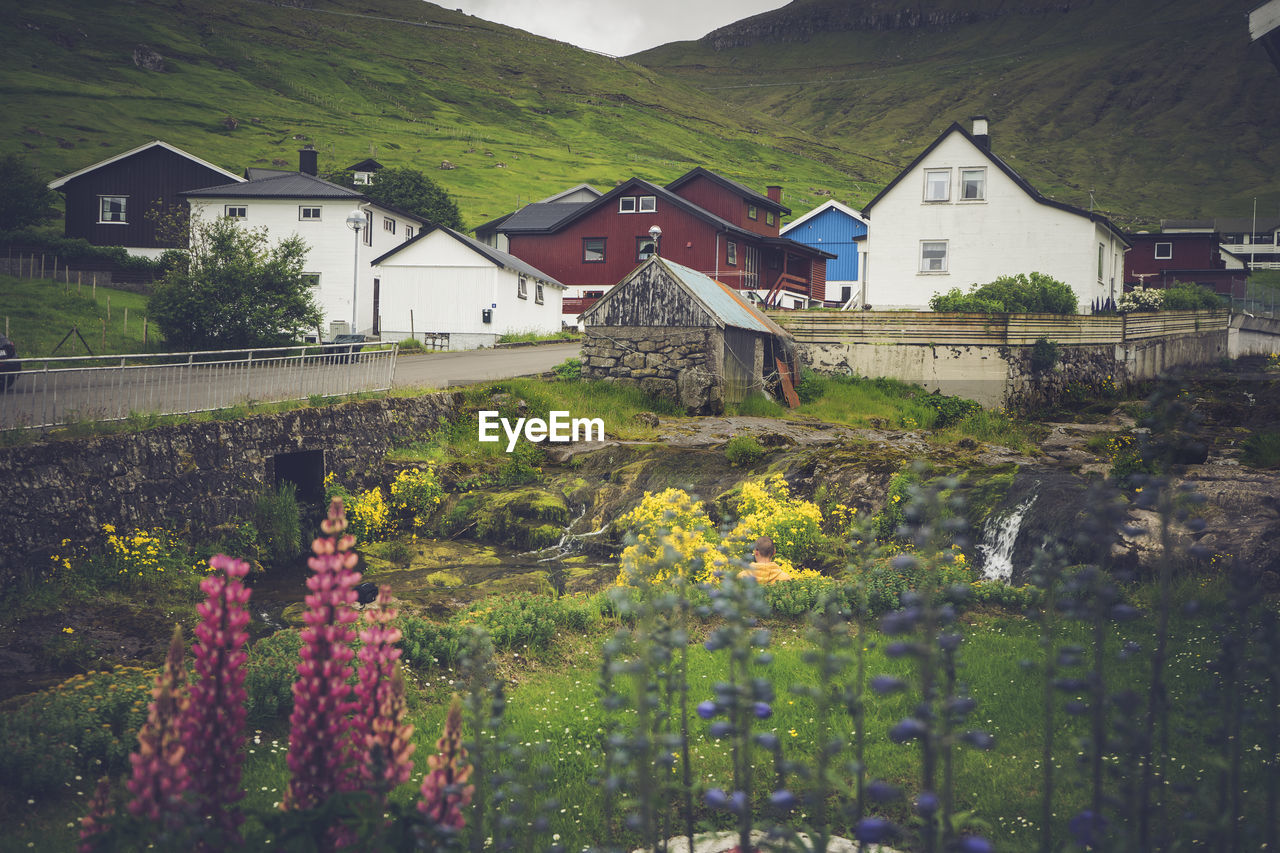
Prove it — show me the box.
[619,196,636,213]
[619,195,656,214]
[638,195,656,212]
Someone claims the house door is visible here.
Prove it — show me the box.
[372,278,380,337]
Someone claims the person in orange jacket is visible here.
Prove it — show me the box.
[746,535,792,584]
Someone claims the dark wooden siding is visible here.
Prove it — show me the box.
[60,146,235,249]
[671,174,779,237]
[722,327,761,404]
[586,263,716,327]
[507,200,723,289]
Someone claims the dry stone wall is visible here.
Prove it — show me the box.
[0,393,460,582]
[582,326,726,414]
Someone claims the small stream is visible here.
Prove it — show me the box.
[976,495,1037,583]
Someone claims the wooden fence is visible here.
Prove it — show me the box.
[768,310,1230,347]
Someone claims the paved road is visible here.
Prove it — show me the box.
[391,341,581,389]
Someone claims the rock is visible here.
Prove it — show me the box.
[132,44,166,71]
[632,412,660,427]
[440,160,456,170]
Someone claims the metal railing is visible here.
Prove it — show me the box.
[0,343,398,431]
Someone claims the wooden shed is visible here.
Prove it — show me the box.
[580,256,797,414]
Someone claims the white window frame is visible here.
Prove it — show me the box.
[224,205,247,220]
[618,196,637,213]
[583,237,606,263]
[404,226,414,240]
[535,283,544,305]
[1098,243,1106,281]
[920,240,948,273]
[638,195,656,212]
[959,168,986,201]
[517,276,528,300]
[298,206,321,221]
[383,217,396,235]
[923,169,950,203]
[1154,242,1172,260]
[98,196,128,224]
[727,241,738,265]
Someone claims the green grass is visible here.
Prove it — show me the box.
[0,274,158,357]
[4,579,1261,852]
[495,330,581,344]
[1241,431,1280,468]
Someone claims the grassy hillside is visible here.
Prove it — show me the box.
[634,0,1280,227]
[0,275,156,356]
[0,0,874,229]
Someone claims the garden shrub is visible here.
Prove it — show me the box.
[450,593,559,650]
[552,357,583,381]
[873,468,920,541]
[930,272,1077,314]
[398,617,464,670]
[244,628,302,724]
[1117,286,1164,313]
[0,667,153,795]
[731,474,826,566]
[724,434,766,466]
[347,486,391,543]
[1161,281,1221,311]
[1029,337,1060,373]
[388,466,444,530]
[795,367,825,403]
[253,481,301,564]
[1241,431,1280,468]
[921,392,982,427]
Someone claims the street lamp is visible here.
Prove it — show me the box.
[648,224,662,258]
[345,209,368,333]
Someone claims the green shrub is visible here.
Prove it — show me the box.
[253,481,301,564]
[552,357,583,381]
[450,592,559,650]
[762,575,847,617]
[1241,431,1280,468]
[795,367,825,404]
[0,667,153,795]
[398,617,464,670]
[930,272,1077,314]
[244,629,302,724]
[873,468,920,541]
[398,337,424,352]
[1029,337,1059,373]
[724,434,766,466]
[1161,281,1222,311]
[922,393,982,427]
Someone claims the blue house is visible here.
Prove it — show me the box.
[781,200,869,307]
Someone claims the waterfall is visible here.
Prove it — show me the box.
[528,503,609,562]
[977,495,1037,582]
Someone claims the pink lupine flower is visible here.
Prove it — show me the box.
[284,498,363,811]
[418,695,473,832]
[78,775,115,853]
[183,553,252,840]
[127,625,193,827]
[354,586,416,795]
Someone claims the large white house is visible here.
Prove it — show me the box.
[183,153,426,339]
[371,226,565,350]
[862,117,1130,311]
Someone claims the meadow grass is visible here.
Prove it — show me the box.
[0,274,157,357]
[2,583,1246,852]
[495,330,581,344]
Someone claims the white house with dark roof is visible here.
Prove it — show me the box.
[370,226,565,350]
[862,117,1131,311]
[182,150,426,339]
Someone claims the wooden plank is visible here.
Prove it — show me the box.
[776,358,800,408]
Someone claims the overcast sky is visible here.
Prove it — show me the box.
[445,0,791,56]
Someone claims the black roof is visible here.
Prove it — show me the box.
[666,166,791,216]
[372,226,563,285]
[482,201,596,234]
[347,158,384,171]
[184,172,364,199]
[862,122,1130,245]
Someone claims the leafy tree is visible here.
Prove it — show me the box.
[360,166,463,230]
[0,154,59,231]
[147,216,321,351]
[930,272,1077,314]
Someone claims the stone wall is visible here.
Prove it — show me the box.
[0,392,461,581]
[582,326,726,413]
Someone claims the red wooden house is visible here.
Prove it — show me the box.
[473,167,833,319]
[1123,230,1249,298]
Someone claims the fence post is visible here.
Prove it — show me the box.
[410,308,415,341]
[40,254,45,279]
[124,306,128,333]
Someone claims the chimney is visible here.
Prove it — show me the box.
[971,115,990,151]
[299,145,318,176]
[766,185,782,203]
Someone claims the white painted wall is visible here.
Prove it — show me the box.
[373,229,564,349]
[188,198,422,337]
[865,132,1121,311]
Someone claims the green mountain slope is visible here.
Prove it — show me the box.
[634,0,1280,225]
[0,0,872,228]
